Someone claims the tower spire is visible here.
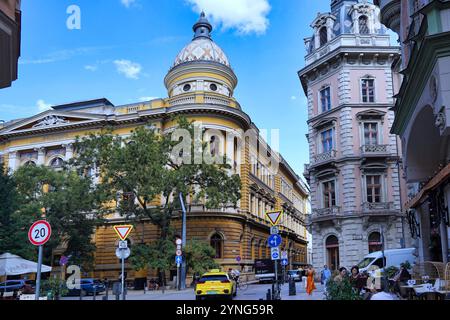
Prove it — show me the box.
[193,11,213,40]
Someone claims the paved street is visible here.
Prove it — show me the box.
[61,282,325,301]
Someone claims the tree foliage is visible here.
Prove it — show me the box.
[0,164,104,270]
[71,117,241,272]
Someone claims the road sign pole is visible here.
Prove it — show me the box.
[274,259,278,299]
[35,245,43,300]
[179,192,187,290]
[121,256,125,300]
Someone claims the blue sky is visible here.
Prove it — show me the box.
[0,0,352,176]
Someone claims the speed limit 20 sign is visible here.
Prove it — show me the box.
[28,220,52,246]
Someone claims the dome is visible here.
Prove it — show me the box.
[171,12,231,69]
[173,38,230,68]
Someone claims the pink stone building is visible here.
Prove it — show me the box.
[298,0,412,271]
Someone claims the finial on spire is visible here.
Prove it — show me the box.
[193,11,213,40]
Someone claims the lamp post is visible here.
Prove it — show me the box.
[179,193,187,290]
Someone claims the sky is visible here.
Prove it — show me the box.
[0,0,386,176]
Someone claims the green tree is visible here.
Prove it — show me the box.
[12,165,104,270]
[0,166,35,259]
[71,117,241,281]
[184,240,219,275]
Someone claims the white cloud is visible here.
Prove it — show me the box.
[187,0,271,35]
[37,99,53,112]
[139,96,158,102]
[113,59,142,79]
[291,96,297,100]
[121,0,136,8]
[84,65,98,72]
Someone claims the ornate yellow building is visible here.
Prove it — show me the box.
[0,13,309,283]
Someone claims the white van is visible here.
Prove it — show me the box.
[356,248,415,274]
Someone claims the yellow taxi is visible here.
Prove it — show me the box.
[195,269,237,300]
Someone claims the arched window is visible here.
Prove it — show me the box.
[368,232,382,253]
[210,233,223,259]
[359,16,369,34]
[49,157,64,168]
[209,136,217,156]
[319,27,328,47]
[326,235,339,271]
[24,161,37,167]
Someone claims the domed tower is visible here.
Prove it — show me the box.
[164,12,238,100]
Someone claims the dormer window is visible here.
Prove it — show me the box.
[319,27,328,47]
[359,16,369,34]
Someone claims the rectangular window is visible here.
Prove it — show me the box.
[361,79,375,103]
[320,87,331,112]
[322,180,336,208]
[366,175,382,203]
[364,123,378,145]
[321,129,333,153]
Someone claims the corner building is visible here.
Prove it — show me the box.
[0,13,309,283]
[298,0,412,271]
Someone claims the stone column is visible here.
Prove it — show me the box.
[36,147,46,165]
[8,151,19,172]
[64,144,74,161]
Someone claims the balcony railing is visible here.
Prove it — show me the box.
[167,93,238,109]
[313,150,337,164]
[311,206,341,220]
[362,202,394,212]
[361,144,389,155]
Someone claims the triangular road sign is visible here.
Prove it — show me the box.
[266,210,283,226]
[113,225,133,241]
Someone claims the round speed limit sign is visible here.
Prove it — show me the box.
[28,220,52,246]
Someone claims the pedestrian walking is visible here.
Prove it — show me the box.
[306,265,316,296]
[321,265,332,291]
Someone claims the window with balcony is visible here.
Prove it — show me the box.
[359,16,370,34]
[322,180,336,208]
[366,175,382,203]
[321,129,334,153]
[364,123,379,145]
[320,87,331,112]
[361,79,375,103]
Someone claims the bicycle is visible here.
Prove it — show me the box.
[236,277,248,291]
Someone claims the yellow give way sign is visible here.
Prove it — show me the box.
[265,210,283,226]
[113,225,133,241]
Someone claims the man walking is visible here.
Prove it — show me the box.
[321,265,332,291]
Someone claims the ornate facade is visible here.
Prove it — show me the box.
[0,0,21,89]
[298,0,411,271]
[0,13,309,283]
[376,0,450,264]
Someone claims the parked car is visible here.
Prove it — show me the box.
[195,270,236,300]
[357,248,415,274]
[66,279,106,296]
[287,270,301,282]
[0,280,35,293]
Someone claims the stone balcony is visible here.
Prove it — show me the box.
[167,93,241,109]
[305,34,392,66]
[374,0,401,34]
[362,202,394,213]
[310,206,341,222]
[312,150,337,165]
[360,144,389,157]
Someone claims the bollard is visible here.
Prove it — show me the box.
[103,282,109,301]
[266,289,271,301]
[289,277,296,296]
